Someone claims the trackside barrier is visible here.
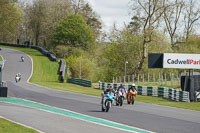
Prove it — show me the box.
[58,59,66,82]
[99,82,190,102]
[0,43,57,61]
[67,78,92,87]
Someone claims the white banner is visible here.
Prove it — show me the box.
[163,53,200,69]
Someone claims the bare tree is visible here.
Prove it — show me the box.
[163,0,185,48]
[129,0,167,77]
[23,0,72,46]
[71,0,84,14]
[184,0,200,41]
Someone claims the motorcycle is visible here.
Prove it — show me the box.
[21,56,24,62]
[101,92,115,112]
[115,90,126,106]
[127,89,137,104]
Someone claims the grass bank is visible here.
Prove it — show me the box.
[1,45,200,111]
[0,118,38,133]
[0,46,102,96]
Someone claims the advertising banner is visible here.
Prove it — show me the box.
[163,53,200,69]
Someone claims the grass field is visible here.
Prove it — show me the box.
[1,45,200,111]
[0,55,3,61]
[0,118,38,133]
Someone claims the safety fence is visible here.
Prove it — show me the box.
[58,59,66,82]
[99,82,190,102]
[113,72,181,87]
[67,78,92,87]
[0,43,57,61]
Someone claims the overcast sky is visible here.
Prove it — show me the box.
[86,0,131,32]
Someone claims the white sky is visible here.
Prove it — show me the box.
[86,0,131,32]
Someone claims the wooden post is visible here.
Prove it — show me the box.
[170,73,172,86]
[132,75,134,83]
[159,72,161,85]
[128,75,130,83]
[143,74,145,82]
[177,73,179,87]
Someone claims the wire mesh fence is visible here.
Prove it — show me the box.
[113,72,181,88]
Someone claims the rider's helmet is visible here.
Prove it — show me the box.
[131,83,135,87]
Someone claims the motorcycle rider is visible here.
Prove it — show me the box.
[101,85,115,104]
[128,83,137,95]
[116,84,127,94]
[21,56,24,62]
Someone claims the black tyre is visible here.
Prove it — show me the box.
[101,99,105,112]
[132,96,135,104]
[102,105,105,112]
[127,96,130,104]
[106,101,111,112]
[119,97,123,106]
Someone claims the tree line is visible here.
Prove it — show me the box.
[1,0,200,82]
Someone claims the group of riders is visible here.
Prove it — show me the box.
[101,83,137,106]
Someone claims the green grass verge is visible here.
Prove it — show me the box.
[0,56,2,61]
[136,95,200,111]
[1,45,200,111]
[0,46,59,83]
[0,118,38,133]
[129,81,180,89]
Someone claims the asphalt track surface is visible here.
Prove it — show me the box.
[0,48,200,133]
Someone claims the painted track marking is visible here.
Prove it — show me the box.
[0,97,155,133]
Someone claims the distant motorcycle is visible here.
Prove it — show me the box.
[127,89,137,104]
[15,73,21,83]
[101,92,115,112]
[21,56,24,62]
[115,90,126,106]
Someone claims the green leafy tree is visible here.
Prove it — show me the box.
[66,55,96,80]
[53,14,95,51]
[0,0,21,42]
[21,0,72,46]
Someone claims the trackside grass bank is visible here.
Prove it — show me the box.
[1,46,200,111]
[0,118,38,133]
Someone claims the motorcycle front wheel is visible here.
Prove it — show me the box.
[132,96,135,104]
[120,97,123,106]
[106,101,111,112]
[127,95,130,104]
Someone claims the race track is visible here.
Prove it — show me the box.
[0,48,200,133]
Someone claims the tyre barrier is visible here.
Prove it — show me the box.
[58,59,66,82]
[0,43,57,62]
[0,82,8,97]
[67,78,92,87]
[99,82,190,102]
